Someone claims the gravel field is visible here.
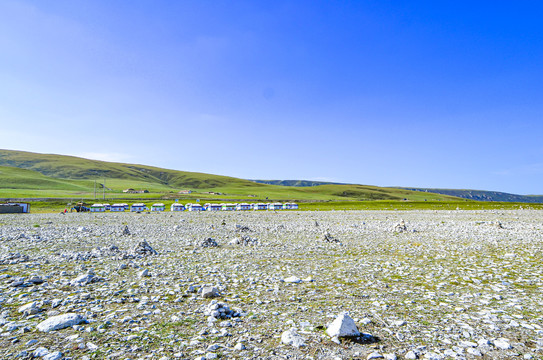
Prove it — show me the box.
[1,210,543,360]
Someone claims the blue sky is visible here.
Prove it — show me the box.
[1,1,543,194]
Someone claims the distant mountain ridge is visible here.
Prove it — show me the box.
[252,179,543,203]
[251,179,350,187]
[398,188,543,203]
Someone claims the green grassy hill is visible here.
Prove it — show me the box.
[0,149,460,202]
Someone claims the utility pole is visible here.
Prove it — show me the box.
[94,180,96,199]
[103,177,106,200]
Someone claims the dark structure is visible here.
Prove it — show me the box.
[0,203,30,214]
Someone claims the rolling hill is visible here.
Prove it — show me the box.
[0,149,460,202]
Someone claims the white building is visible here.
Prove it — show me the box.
[90,204,106,212]
[186,203,204,211]
[206,203,222,211]
[221,203,236,211]
[171,203,185,211]
[130,203,147,212]
[110,204,125,212]
[253,203,268,210]
[236,203,251,211]
[268,202,283,210]
[151,203,165,211]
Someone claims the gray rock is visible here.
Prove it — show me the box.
[18,302,41,315]
[37,313,85,332]
[281,328,306,348]
[70,271,101,286]
[43,352,63,360]
[201,286,220,298]
[33,347,49,357]
[494,338,512,350]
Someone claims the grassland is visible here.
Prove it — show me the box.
[0,150,461,205]
[3,149,541,213]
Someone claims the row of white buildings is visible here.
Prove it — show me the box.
[89,202,298,212]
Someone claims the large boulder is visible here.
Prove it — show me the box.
[37,313,86,332]
[326,312,360,338]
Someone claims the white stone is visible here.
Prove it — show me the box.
[37,313,85,332]
[284,276,302,283]
[281,328,306,348]
[367,352,384,359]
[18,302,40,314]
[43,352,63,360]
[326,312,360,338]
[424,353,443,360]
[33,347,49,357]
[234,342,246,350]
[466,348,482,356]
[201,286,220,298]
[494,338,512,350]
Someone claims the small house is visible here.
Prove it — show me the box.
[253,203,267,210]
[186,203,204,211]
[268,202,283,210]
[151,203,165,212]
[90,204,106,212]
[171,203,185,212]
[236,203,251,211]
[283,203,299,210]
[0,202,30,214]
[221,203,236,211]
[206,203,222,211]
[110,204,125,212]
[130,203,147,212]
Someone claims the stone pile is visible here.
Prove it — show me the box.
[393,219,408,232]
[200,237,219,247]
[203,300,242,320]
[229,235,258,246]
[133,240,158,255]
[323,230,341,243]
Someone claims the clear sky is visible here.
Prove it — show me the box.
[1,1,542,194]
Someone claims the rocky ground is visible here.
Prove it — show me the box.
[1,209,543,360]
